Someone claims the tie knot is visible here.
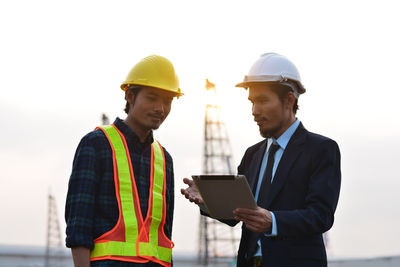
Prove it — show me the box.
[269,143,280,155]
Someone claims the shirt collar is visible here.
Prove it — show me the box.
[113,117,154,146]
[268,119,300,150]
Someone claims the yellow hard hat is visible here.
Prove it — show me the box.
[121,55,183,98]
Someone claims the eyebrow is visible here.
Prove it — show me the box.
[146,91,159,97]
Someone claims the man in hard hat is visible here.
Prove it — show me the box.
[181,53,341,267]
[65,55,182,267]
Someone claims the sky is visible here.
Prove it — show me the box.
[1,0,400,259]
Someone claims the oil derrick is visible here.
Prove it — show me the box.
[45,192,63,267]
[101,113,110,125]
[198,79,241,266]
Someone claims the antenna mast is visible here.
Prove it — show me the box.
[198,79,241,266]
[45,191,63,267]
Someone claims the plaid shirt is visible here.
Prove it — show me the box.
[65,118,174,267]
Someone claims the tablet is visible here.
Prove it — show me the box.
[192,174,257,219]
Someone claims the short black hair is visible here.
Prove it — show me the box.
[269,82,299,114]
[124,86,142,114]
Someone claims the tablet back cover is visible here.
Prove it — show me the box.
[192,175,257,219]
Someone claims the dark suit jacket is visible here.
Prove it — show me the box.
[231,123,341,267]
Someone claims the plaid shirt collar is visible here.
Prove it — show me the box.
[114,117,154,147]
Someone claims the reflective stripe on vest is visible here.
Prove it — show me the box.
[90,124,173,266]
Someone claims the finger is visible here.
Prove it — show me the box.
[193,196,203,204]
[234,207,259,215]
[181,189,192,199]
[235,213,265,226]
[244,218,262,227]
[190,197,201,204]
[240,216,264,230]
[245,212,265,221]
[189,195,200,203]
[234,215,249,222]
[183,178,195,186]
[244,223,261,232]
[236,217,257,231]
[233,210,259,219]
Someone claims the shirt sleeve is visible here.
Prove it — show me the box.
[264,211,278,236]
[65,132,101,249]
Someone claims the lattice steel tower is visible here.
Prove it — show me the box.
[198,79,241,266]
[101,113,110,125]
[45,192,63,267]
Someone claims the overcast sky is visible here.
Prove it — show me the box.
[1,0,399,259]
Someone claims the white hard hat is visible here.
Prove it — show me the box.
[236,53,306,95]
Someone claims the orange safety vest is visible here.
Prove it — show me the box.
[90,124,174,266]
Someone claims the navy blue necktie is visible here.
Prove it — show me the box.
[257,143,280,205]
[246,143,280,258]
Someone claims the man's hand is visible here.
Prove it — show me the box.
[180,178,204,204]
[233,207,273,232]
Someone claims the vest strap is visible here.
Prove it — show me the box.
[91,241,137,257]
[139,242,172,262]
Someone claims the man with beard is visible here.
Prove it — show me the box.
[66,55,182,267]
[181,53,341,267]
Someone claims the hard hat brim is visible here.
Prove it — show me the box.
[235,80,306,94]
[236,75,285,88]
[121,82,184,97]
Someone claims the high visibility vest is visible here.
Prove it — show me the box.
[90,124,174,266]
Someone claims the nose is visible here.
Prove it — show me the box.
[154,100,165,114]
[252,103,259,117]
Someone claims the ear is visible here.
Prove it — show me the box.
[285,91,296,111]
[125,89,135,105]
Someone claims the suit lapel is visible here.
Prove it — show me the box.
[262,123,307,208]
[248,140,267,194]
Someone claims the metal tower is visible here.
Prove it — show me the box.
[101,113,110,125]
[198,79,241,266]
[45,192,63,267]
